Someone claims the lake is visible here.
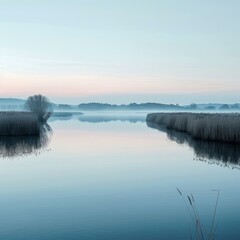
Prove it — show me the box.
[0,113,239,239]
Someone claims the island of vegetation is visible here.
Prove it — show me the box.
[146,112,240,143]
[0,94,52,136]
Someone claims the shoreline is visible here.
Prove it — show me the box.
[146,112,240,144]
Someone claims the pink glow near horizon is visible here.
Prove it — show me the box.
[0,72,237,100]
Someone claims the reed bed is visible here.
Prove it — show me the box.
[146,113,240,143]
[0,112,40,136]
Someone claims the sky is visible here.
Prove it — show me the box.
[0,0,239,104]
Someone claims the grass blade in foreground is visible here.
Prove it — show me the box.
[177,188,220,240]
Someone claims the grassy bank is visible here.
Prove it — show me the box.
[146,113,240,143]
[0,112,40,136]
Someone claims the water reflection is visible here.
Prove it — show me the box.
[147,121,240,169]
[49,112,74,122]
[49,115,72,122]
[78,114,146,123]
[0,124,52,158]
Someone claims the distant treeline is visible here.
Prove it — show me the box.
[0,98,240,111]
[58,103,240,111]
[56,103,182,111]
[77,103,182,111]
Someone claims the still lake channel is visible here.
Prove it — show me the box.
[0,113,239,239]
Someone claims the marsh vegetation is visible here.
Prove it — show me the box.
[147,113,240,143]
[0,112,40,136]
[0,94,52,137]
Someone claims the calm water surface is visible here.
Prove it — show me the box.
[0,114,239,239]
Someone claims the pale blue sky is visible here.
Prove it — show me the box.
[0,0,239,104]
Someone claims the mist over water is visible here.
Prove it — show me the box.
[78,114,146,123]
[0,114,239,239]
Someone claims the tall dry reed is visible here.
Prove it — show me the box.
[147,113,240,143]
[0,112,40,136]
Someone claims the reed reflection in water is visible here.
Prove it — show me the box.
[147,121,240,169]
[0,124,52,158]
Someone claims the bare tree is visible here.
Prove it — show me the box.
[24,94,52,122]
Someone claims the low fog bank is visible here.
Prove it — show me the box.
[1,98,240,112]
[49,111,146,123]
